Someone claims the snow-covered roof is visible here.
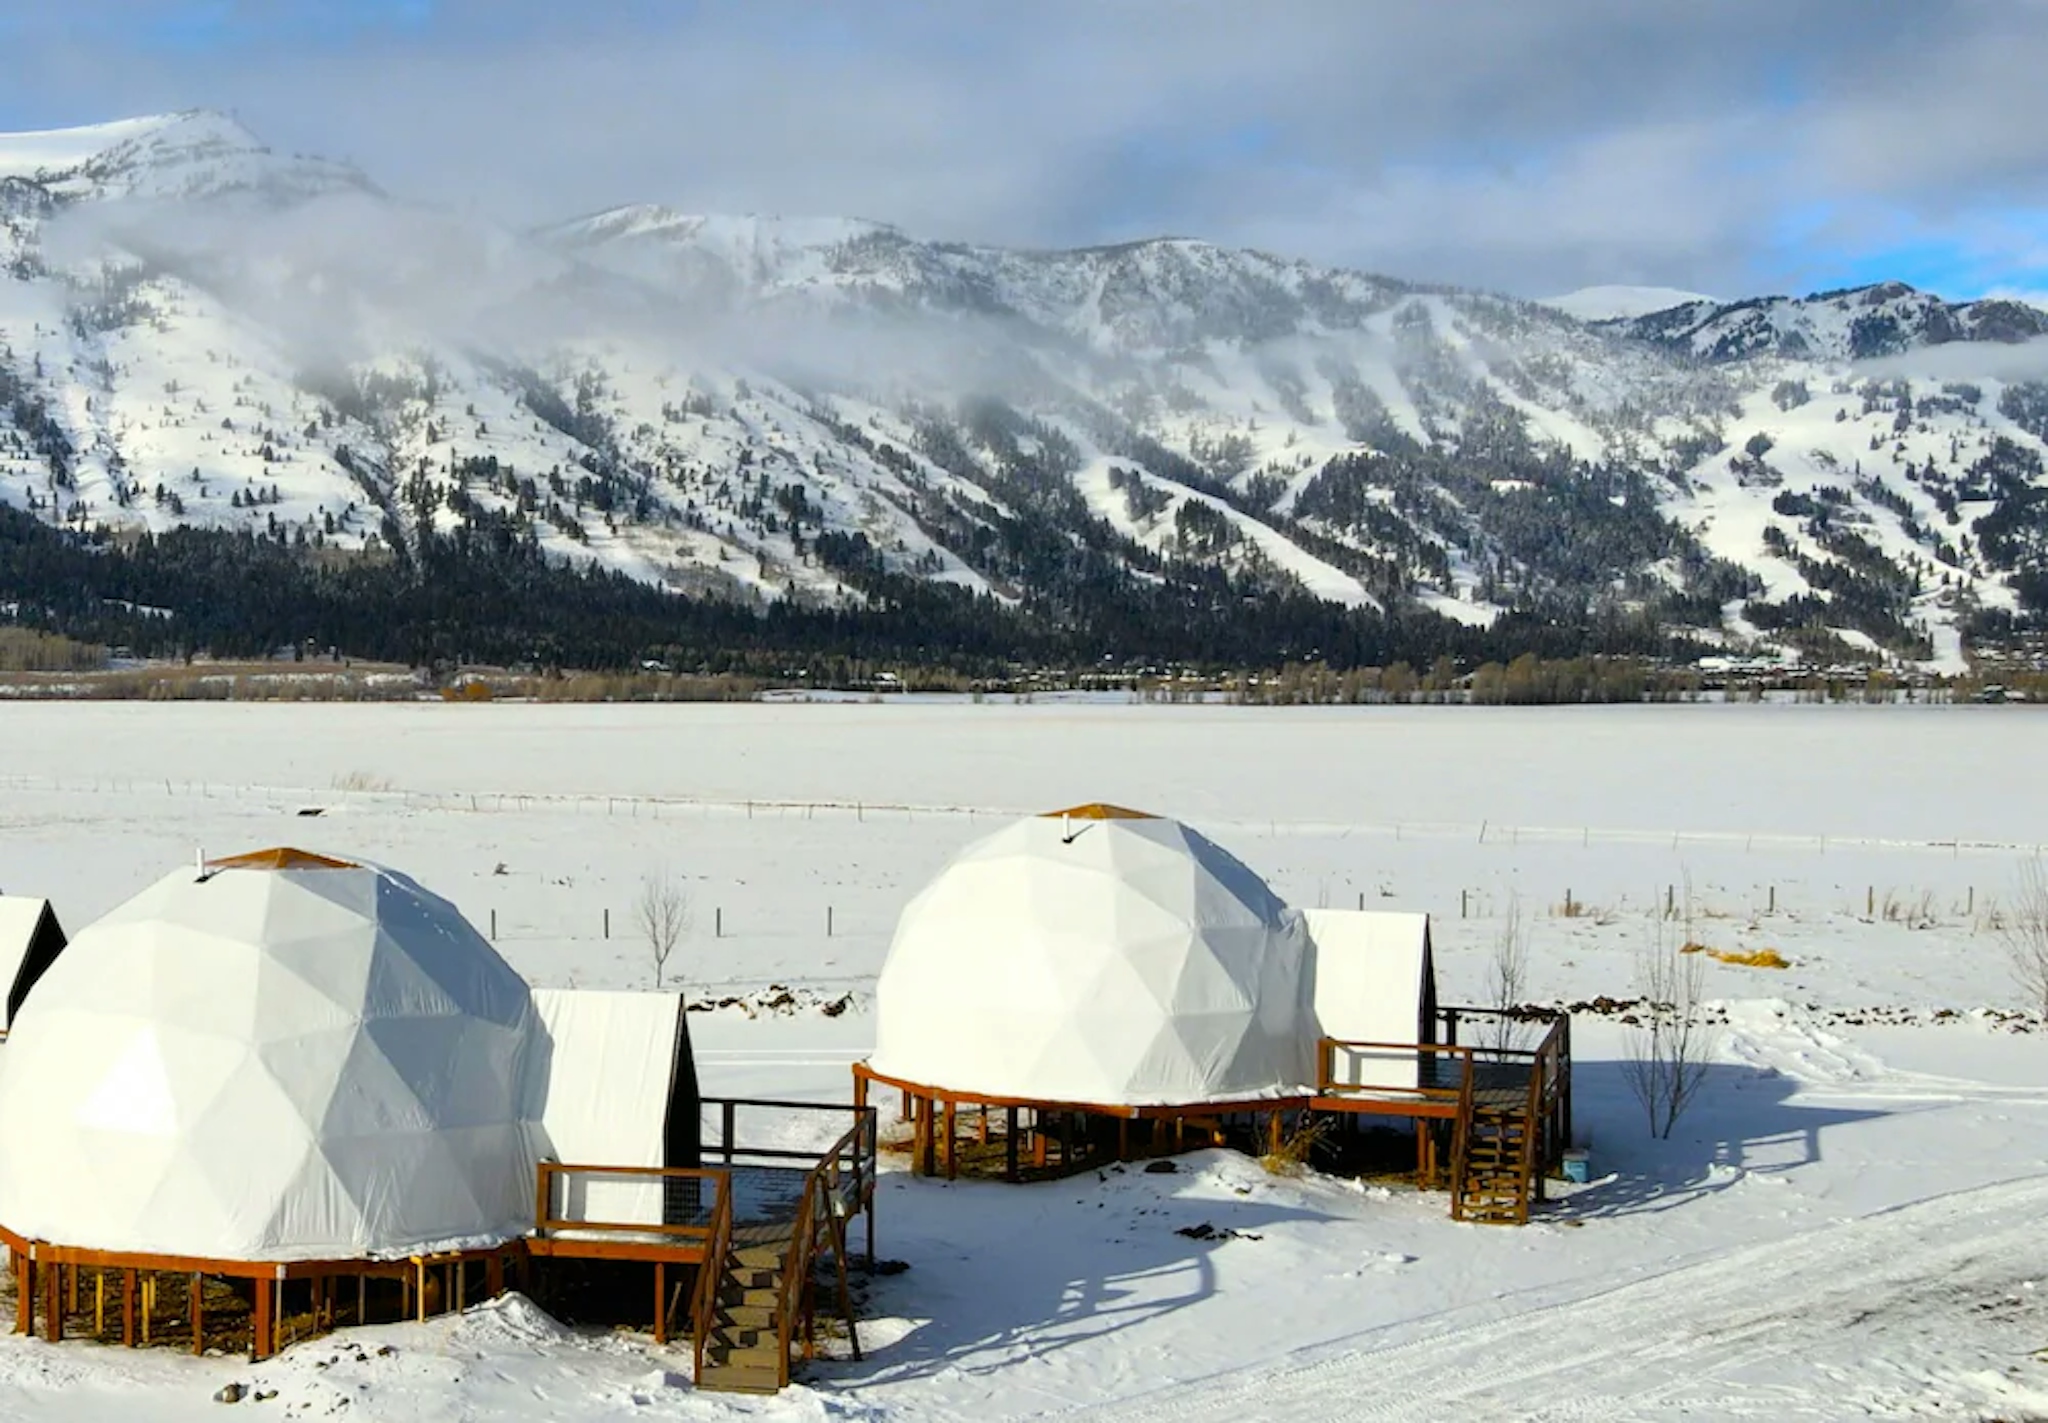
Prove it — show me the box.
[0,852,547,1262]
[870,809,1314,1106]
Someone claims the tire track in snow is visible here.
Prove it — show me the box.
[1025,1175,2048,1422]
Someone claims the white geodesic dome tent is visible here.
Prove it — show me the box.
[869,806,1313,1106]
[0,849,548,1263]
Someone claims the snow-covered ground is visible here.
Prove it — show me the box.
[2,701,2046,1420]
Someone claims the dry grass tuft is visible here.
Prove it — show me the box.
[1260,1116,1330,1177]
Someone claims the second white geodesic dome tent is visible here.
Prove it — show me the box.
[0,849,548,1263]
[870,805,1313,1105]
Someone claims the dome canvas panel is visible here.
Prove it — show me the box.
[0,857,547,1262]
[873,814,1313,1106]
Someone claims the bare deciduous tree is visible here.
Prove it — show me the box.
[2002,856,2048,1021]
[636,872,692,991]
[1622,919,1716,1139]
[1484,892,1530,1053]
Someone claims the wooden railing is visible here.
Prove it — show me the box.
[772,1109,876,1386]
[690,1173,735,1379]
[1529,1013,1572,1176]
[1315,1037,1476,1105]
[1448,1046,1478,1211]
[532,1161,732,1249]
[1434,1005,1573,1178]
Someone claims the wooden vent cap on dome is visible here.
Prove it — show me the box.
[204,848,360,872]
[1038,803,1157,821]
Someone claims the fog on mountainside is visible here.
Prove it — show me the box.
[3,111,2048,674]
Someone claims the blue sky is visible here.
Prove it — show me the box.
[2,0,2043,301]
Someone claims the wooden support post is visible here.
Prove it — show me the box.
[95,1270,106,1338]
[140,1273,153,1344]
[919,1097,938,1178]
[15,1252,33,1339]
[1267,1111,1284,1157]
[1005,1106,1020,1182]
[68,1261,78,1316]
[653,1262,668,1345]
[941,1099,957,1181]
[486,1253,504,1299]
[356,1275,367,1328]
[41,1260,61,1343]
[416,1259,427,1322]
[191,1272,205,1356]
[977,1104,989,1145]
[251,1274,272,1361]
[121,1268,138,1348]
[1032,1114,1048,1169]
[1117,1117,1131,1163]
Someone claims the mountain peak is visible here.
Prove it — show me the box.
[0,109,369,207]
[0,111,248,180]
[549,206,900,251]
[1539,285,1718,321]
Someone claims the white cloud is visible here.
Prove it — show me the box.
[6,1,2048,297]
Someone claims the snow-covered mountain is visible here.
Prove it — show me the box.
[5,111,2048,669]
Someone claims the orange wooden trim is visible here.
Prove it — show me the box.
[205,847,358,872]
[854,1061,1310,1120]
[544,1161,734,1180]
[5,1239,513,1280]
[1038,802,1156,820]
[525,1238,707,1264]
[535,1218,711,1240]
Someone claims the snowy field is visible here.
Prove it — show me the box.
[2,701,2046,1420]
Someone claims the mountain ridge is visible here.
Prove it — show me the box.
[3,111,2047,672]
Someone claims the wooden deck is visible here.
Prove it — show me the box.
[527,1099,878,1394]
[856,1006,1572,1226]
[6,1097,880,1396]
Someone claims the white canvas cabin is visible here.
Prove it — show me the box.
[858,804,1566,1228]
[0,848,548,1264]
[532,988,701,1232]
[0,848,873,1390]
[1302,908,1438,1092]
[868,803,1314,1109]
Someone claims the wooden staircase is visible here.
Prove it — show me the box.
[696,1231,796,1395]
[692,1163,865,1394]
[1452,1100,1538,1225]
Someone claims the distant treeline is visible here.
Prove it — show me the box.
[0,504,1706,676]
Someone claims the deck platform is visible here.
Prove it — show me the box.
[856,1007,1571,1225]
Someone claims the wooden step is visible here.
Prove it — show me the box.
[1454,1098,1538,1226]
[697,1356,785,1395]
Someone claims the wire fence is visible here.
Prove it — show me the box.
[2,771,2040,864]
